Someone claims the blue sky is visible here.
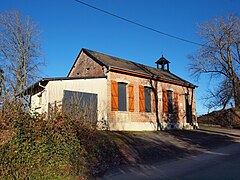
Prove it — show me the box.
[1,0,239,115]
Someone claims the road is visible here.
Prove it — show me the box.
[102,128,240,180]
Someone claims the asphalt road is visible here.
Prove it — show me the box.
[102,128,240,180]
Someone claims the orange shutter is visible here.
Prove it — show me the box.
[174,92,179,114]
[111,81,118,111]
[128,84,134,112]
[139,85,145,112]
[153,92,156,112]
[162,90,168,114]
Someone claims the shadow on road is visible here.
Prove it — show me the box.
[101,127,240,179]
[197,128,240,138]
[168,129,236,149]
[111,128,237,166]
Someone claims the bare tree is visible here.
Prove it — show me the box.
[189,15,240,110]
[0,68,4,98]
[0,10,42,105]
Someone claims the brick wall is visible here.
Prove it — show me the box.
[68,51,104,77]
[107,71,196,130]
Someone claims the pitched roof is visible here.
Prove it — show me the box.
[81,48,196,88]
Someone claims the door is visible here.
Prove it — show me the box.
[185,94,192,124]
[62,90,98,123]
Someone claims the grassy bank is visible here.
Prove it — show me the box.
[198,108,240,129]
[0,109,120,179]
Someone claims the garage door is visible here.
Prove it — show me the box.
[62,90,98,123]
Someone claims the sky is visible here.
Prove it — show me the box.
[1,0,240,115]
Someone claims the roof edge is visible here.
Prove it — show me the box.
[67,48,84,77]
[67,48,109,77]
[82,48,109,67]
[24,76,107,95]
[109,66,197,88]
[42,75,107,81]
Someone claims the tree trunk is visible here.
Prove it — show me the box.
[150,79,162,130]
[234,78,240,109]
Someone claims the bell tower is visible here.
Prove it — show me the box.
[155,55,170,71]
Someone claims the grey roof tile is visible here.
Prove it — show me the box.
[83,48,196,87]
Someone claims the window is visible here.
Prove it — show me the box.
[174,92,179,114]
[163,90,178,115]
[167,90,173,114]
[144,87,152,112]
[139,86,152,112]
[118,83,127,111]
[111,81,129,111]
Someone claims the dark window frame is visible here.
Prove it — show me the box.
[118,82,127,111]
[144,87,152,112]
[167,90,173,114]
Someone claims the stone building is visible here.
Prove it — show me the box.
[27,48,198,130]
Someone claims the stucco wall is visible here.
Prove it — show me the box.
[30,78,108,123]
[107,71,196,130]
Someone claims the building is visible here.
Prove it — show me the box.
[26,48,198,130]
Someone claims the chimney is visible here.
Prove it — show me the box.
[155,55,170,71]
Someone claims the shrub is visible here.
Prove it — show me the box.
[0,103,120,179]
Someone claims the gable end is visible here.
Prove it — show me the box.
[68,48,107,77]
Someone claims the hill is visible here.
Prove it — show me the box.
[198,108,240,129]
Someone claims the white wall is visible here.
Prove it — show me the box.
[31,78,108,122]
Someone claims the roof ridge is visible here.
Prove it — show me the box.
[83,48,164,73]
[71,48,197,88]
[83,48,165,73]
[83,48,134,64]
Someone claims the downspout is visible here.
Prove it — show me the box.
[102,66,109,76]
[102,66,110,129]
[38,81,46,113]
[29,82,46,109]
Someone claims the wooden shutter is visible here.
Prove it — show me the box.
[128,84,134,112]
[162,90,168,114]
[111,80,118,111]
[139,85,145,112]
[174,92,179,114]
